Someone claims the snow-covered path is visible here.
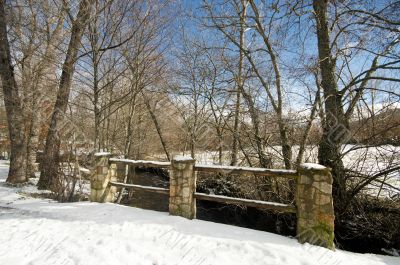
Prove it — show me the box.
[0,161,398,265]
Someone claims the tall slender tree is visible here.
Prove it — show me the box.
[38,0,94,190]
[0,0,27,183]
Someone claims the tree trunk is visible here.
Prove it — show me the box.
[231,88,240,166]
[241,88,271,168]
[89,11,101,152]
[124,95,136,158]
[296,84,320,165]
[0,0,27,183]
[26,115,40,178]
[231,0,246,166]
[279,124,292,169]
[93,46,100,152]
[38,0,93,190]
[142,92,170,161]
[249,0,292,169]
[313,0,348,212]
[237,0,270,168]
[24,12,63,179]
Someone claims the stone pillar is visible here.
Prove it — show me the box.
[169,156,196,219]
[296,163,335,250]
[90,153,117,203]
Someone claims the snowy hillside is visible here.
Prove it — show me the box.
[0,161,399,265]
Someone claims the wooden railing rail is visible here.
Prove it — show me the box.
[194,164,297,178]
[194,192,296,213]
[109,181,169,195]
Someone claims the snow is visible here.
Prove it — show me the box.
[0,160,399,265]
[94,152,112,157]
[109,158,171,167]
[173,155,195,161]
[79,167,91,174]
[301,163,327,170]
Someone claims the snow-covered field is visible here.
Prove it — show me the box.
[0,161,399,265]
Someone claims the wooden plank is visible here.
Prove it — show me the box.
[109,158,171,169]
[109,181,170,195]
[194,192,297,213]
[194,165,298,178]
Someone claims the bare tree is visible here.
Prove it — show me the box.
[10,1,65,178]
[312,0,400,212]
[0,0,27,183]
[39,0,95,190]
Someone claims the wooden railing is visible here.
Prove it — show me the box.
[90,153,335,249]
[106,157,297,213]
[192,164,297,213]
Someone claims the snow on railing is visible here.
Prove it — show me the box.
[108,158,171,168]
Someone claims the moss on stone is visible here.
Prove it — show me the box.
[311,221,335,249]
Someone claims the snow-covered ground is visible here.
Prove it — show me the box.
[0,161,399,265]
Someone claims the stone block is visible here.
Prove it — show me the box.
[313,174,331,183]
[314,193,332,206]
[91,181,103,190]
[182,187,190,198]
[312,181,332,194]
[299,176,313,185]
